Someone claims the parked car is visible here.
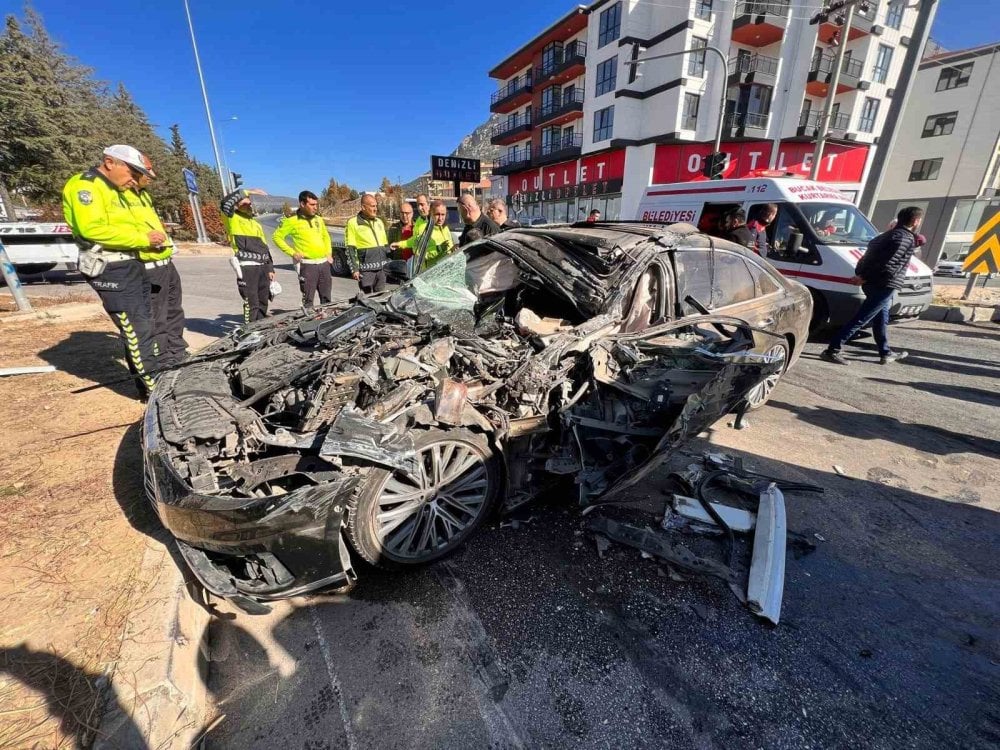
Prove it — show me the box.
[934,257,969,277]
[143,223,810,611]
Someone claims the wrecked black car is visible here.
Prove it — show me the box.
[142,223,811,609]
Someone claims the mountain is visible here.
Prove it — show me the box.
[401,114,501,195]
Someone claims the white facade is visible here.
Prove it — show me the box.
[873,43,1000,265]
[489,0,920,223]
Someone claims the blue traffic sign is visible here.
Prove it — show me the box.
[182,168,199,195]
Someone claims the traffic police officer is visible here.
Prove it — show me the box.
[128,155,187,367]
[220,187,274,322]
[62,145,162,400]
[344,193,390,292]
[272,190,333,307]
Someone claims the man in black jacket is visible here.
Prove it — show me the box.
[821,206,924,365]
[458,194,499,246]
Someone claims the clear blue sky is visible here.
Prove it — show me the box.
[2,1,997,196]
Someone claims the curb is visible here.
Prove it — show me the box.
[95,537,209,749]
[921,303,1000,324]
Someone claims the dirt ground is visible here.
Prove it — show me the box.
[0,313,152,749]
[934,282,1000,306]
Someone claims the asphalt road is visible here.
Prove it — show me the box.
[934,273,999,288]
[5,242,1000,748]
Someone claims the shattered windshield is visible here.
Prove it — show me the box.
[798,202,878,246]
[388,245,521,321]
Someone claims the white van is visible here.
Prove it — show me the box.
[636,178,933,331]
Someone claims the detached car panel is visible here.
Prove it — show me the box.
[143,223,810,607]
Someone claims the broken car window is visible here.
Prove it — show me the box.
[712,251,756,308]
[389,249,478,317]
[674,250,714,315]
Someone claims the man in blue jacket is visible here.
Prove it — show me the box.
[821,206,924,366]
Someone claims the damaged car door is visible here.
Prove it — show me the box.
[563,315,786,503]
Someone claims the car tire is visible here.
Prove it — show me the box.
[808,290,830,335]
[744,339,789,410]
[344,428,501,568]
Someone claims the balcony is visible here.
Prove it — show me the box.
[534,133,583,166]
[725,111,770,138]
[493,147,534,175]
[491,115,533,146]
[728,52,780,86]
[537,88,585,126]
[490,74,533,114]
[818,7,874,44]
[806,54,864,97]
[732,0,790,47]
[797,109,852,138]
[534,40,588,87]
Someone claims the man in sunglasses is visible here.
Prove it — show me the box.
[62,145,164,400]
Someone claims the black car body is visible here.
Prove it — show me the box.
[143,223,810,610]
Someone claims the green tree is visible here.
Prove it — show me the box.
[169,124,190,164]
[348,189,360,201]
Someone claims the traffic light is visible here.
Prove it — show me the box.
[703,152,727,180]
[231,172,243,190]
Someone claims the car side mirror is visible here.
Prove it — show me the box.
[787,230,803,255]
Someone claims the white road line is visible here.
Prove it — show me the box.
[307,606,359,750]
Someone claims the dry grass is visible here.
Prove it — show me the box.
[933,282,1000,307]
[0,315,149,748]
[0,292,96,313]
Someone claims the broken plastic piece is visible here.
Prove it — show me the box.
[671,495,757,533]
[0,365,56,377]
[746,483,787,625]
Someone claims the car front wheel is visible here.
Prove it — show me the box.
[745,340,789,410]
[345,428,501,568]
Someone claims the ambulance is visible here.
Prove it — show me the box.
[636,177,933,331]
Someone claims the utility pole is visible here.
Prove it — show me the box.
[859,0,940,214]
[183,0,227,195]
[809,0,857,180]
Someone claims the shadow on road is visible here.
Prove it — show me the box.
[769,399,1000,458]
[196,446,1000,749]
[867,378,1000,408]
[185,314,245,338]
[38,330,139,400]
[0,644,148,750]
[843,340,1000,377]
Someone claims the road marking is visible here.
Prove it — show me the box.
[307,606,359,750]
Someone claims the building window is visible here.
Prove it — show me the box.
[936,63,973,91]
[858,97,879,132]
[873,44,893,84]
[682,93,701,130]
[594,106,614,142]
[949,199,993,234]
[542,41,562,74]
[909,158,943,182]
[695,0,713,20]
[598,2,621,48]
[922,111,958,138]
[885,0,903,29]
[596,56,617,96]
[688,37,707,77]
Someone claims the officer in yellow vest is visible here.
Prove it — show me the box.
[128,155,187,366]
[272,190,332,307]
[344,193,390,292]
[220,187,274,322]
[62,145,162,400]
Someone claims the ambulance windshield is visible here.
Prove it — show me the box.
[799,202,877,246]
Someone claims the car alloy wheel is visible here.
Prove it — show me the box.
[745,341,789,410]
[346,429,500,567]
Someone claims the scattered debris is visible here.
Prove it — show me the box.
[833,465,847,476]
[0,365,56,377]
[594,534,611,559]
[814,533,827,542]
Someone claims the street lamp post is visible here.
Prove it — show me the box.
[217,115,238,192]
[182,0,227,195]
[809,2,856,180]
[626,44,729,167]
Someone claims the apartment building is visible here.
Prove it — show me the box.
[871,42,1000,267]
[487,0,920,223]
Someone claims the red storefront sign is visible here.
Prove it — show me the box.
[580,149,626,185]
[652,141,869,184]
[542,160,578,189]
[509,168,542,194]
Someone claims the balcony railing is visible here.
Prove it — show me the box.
[725,111,770,134]
[729,51,780,83]
[490,74,533,112]
[798,109,852,135]
[538,88,585,123]
[809,53,864,90]
[534,40,588,84]
[536,133,583,164]
[493,147,534,174]
[490,115,533,144]
[734,0,790,17]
